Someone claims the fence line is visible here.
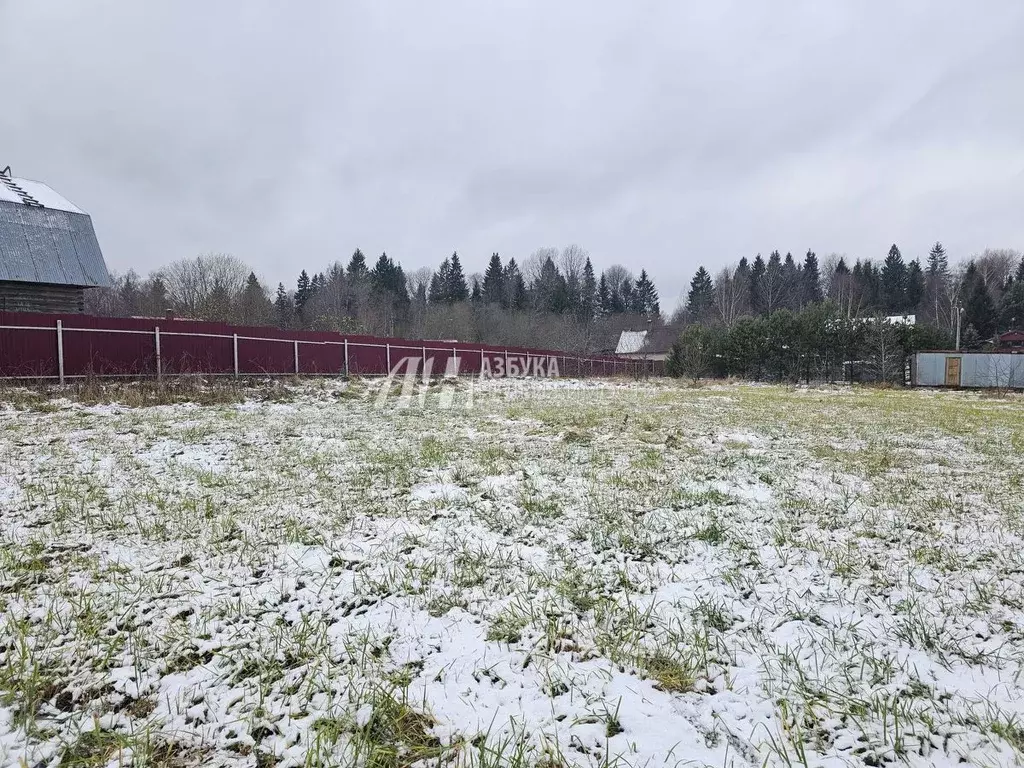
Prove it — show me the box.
[0,312,658,381]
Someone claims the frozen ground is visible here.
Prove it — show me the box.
[1,377,1023,767]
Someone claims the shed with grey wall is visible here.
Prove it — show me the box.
[913,352,1024,389]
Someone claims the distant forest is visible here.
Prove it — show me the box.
[85,246,661,353]
[86,243,1024,362]
[681,244,1023,343]
[667,245,1024,382]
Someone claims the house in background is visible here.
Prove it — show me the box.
[996,330,1024,351]
[0,167,111,313]
[614,326,677,361]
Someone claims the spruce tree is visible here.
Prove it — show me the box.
[274,283,292,328]
[146,275,168,316]
[686,267,714,320]
[503,258,526,310]
[535,257,569,313]
[802,250,822,304]
[927,242,949,278]
[925,242,951,328]
[633,270,660,318]
[295,270,312,311]
[429,258,451,303]
[346,249,368,282]
[782,252,800,309]
[905,259,925,312]
[619,279,635,314]
[1016,257,1024,284]
[119,271,142,316]
[580,258,598,320]
[482,253,505,304]
[859,260,885,311]
[446,252,469,302]
[370,252,391,293]
[509,270,527,311]
[759,251,785,313]
[999,280,1024,330]
[750,254,766,314]
[964,277,997,339]
[597,274,610,316]
[240,272,273,326]
[369,252,409,309]
[471,278,482,303]
[881,244,907,312]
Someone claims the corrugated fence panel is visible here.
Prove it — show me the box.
[298,342,342,375]
[0,326,58,377]
[348,343,388,376]
[0,311,636,381]
[64,328,155,377]
[161,333,233,375]
[239,337,294,375]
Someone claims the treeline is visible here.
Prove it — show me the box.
[669,243,1024,383]
[667,304,950,383]
[84,246,663,352]
[681,244,1024,347]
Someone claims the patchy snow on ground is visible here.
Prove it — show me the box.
[1,378,1023,768]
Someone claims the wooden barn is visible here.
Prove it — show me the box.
[0,166,111,313]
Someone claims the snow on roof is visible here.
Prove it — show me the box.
[0,174,85,214]
[0,169,110,287]
[615,330,648,355]
[884,314,916,326]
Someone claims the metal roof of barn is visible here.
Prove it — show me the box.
[0,169,111,288]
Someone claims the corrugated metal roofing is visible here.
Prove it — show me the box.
[616,330,648,354]
[0,200,111,287]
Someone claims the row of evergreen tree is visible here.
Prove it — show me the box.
[666,303,951,384]
[683,244,1024,344]
[271,247,661,331]
[85,246,664,352]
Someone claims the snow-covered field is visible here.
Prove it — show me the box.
[2,377,1024,768]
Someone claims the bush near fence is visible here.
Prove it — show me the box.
[0,311,659,381]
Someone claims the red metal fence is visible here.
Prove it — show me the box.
[0,311,653,381]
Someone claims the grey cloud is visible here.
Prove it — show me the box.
[1,0,1022,307]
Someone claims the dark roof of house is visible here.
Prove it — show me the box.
[999,330,1024,342]
[0,170,111,288]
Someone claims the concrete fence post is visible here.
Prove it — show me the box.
[56,320,65,385]
[344,339,349,377]
[504,349,509,378]
[233,334,239,378]
[293,340,299,375]
[155,326,162,381]
[386,343,391,373]
[452,346,457,375]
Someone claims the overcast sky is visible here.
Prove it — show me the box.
[2,1,1022,308]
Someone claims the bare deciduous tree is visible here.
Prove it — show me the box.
[713,268,746,327]
[522,248,559,285]
[862,316,902,383]
[975,248,1020,297]
[160,253,250,317]
[602,264,633,291]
